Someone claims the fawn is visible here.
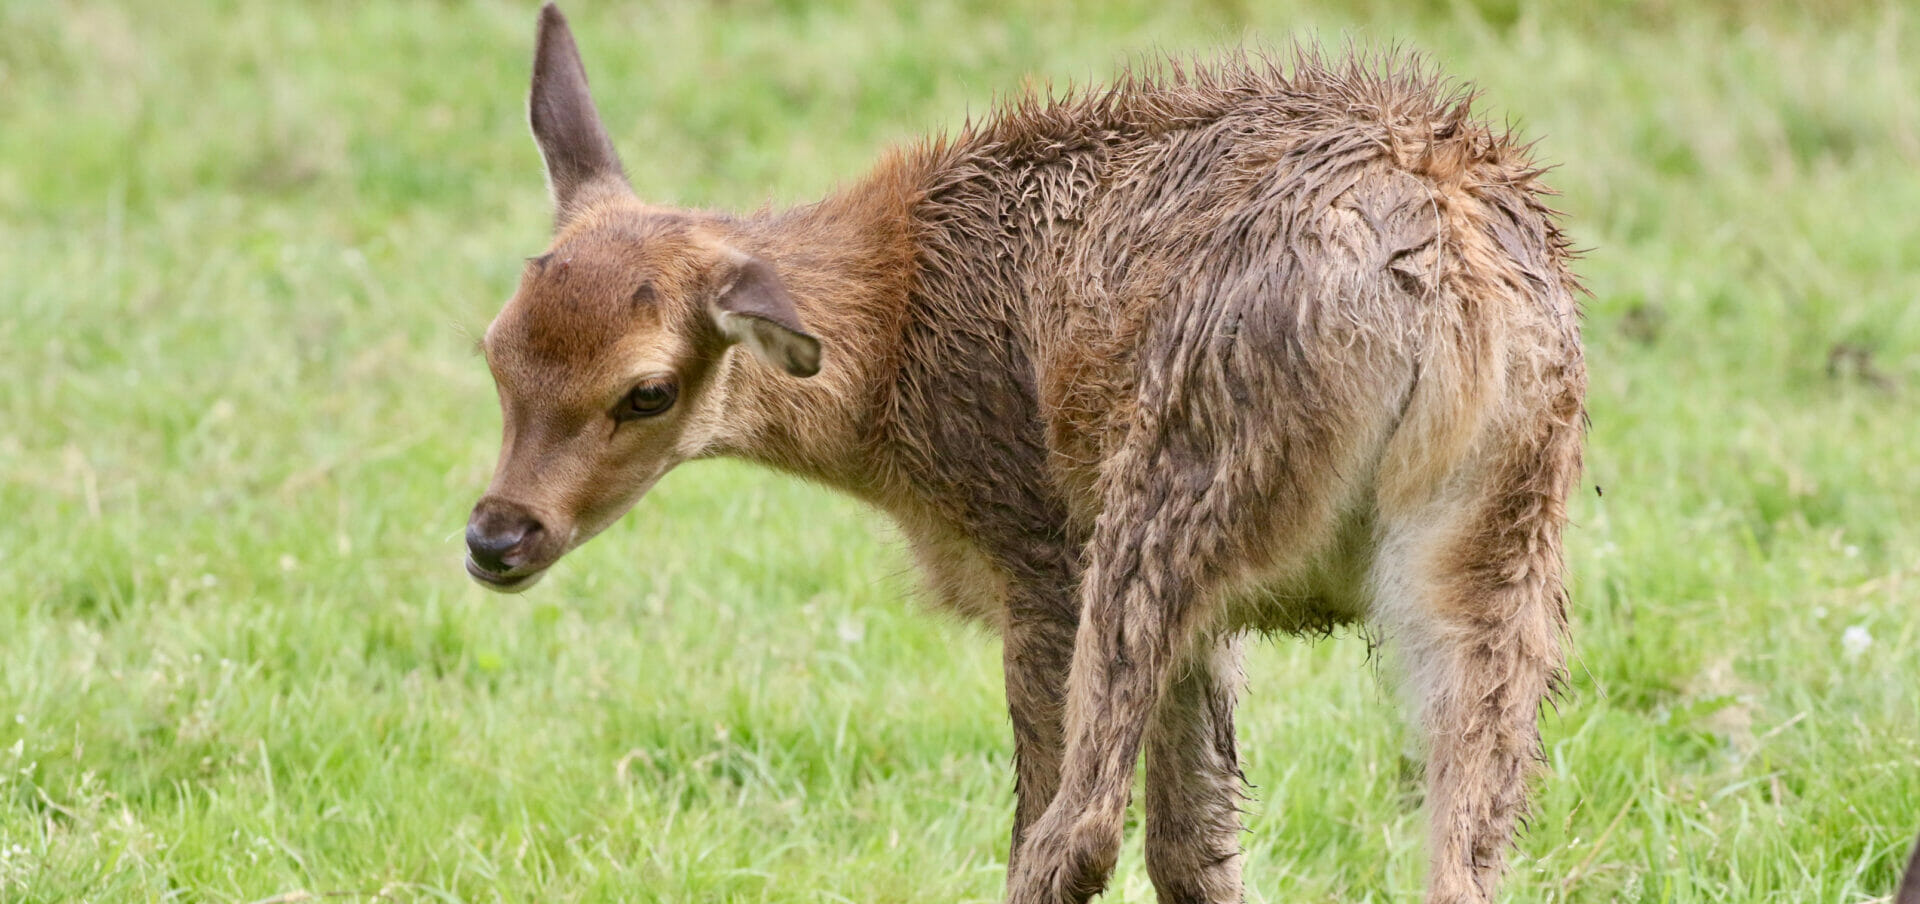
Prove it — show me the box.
[466,6,1586,902]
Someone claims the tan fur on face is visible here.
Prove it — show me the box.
[476,13,1584,903]
[483,205,734,556]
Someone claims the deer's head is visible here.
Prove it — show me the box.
[465,4,821,592]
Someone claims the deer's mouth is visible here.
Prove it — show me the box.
[465,558,548,594]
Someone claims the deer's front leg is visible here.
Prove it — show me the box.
[1003,601,1077,867]
[1145,636,1247,904]
[1005,471,1221,904]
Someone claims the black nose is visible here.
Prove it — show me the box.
[466,500,545,573]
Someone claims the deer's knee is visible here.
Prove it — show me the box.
[1144,827,1242,904]
[1010,807,1125,904]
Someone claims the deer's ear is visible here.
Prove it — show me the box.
[529,3,628,229]
[710,252,822,378]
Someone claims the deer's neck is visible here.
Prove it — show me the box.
[713,152,929,501]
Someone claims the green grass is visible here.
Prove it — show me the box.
[4,0,1919,900]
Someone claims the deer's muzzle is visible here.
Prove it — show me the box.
[465,497,558,593]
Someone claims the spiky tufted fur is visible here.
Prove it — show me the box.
[467,7,1586,903]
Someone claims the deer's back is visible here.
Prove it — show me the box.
[879,52,1583,624]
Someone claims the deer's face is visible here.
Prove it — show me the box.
[467,216,699,591]
[468,209,820,593]
[465,5,818,593]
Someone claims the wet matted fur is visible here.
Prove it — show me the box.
[465,6,1586,903]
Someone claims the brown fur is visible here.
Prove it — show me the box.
[1901,830,1920,904]
[466,7,1586,902]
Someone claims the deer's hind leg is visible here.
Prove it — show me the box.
[1144,635,1247,904]
[1372,427,1579,904]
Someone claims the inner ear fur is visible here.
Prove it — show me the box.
[709,252,823,379]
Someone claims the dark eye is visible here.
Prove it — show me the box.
[615,379,677,422]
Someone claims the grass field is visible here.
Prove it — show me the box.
[5,0,1920,901]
